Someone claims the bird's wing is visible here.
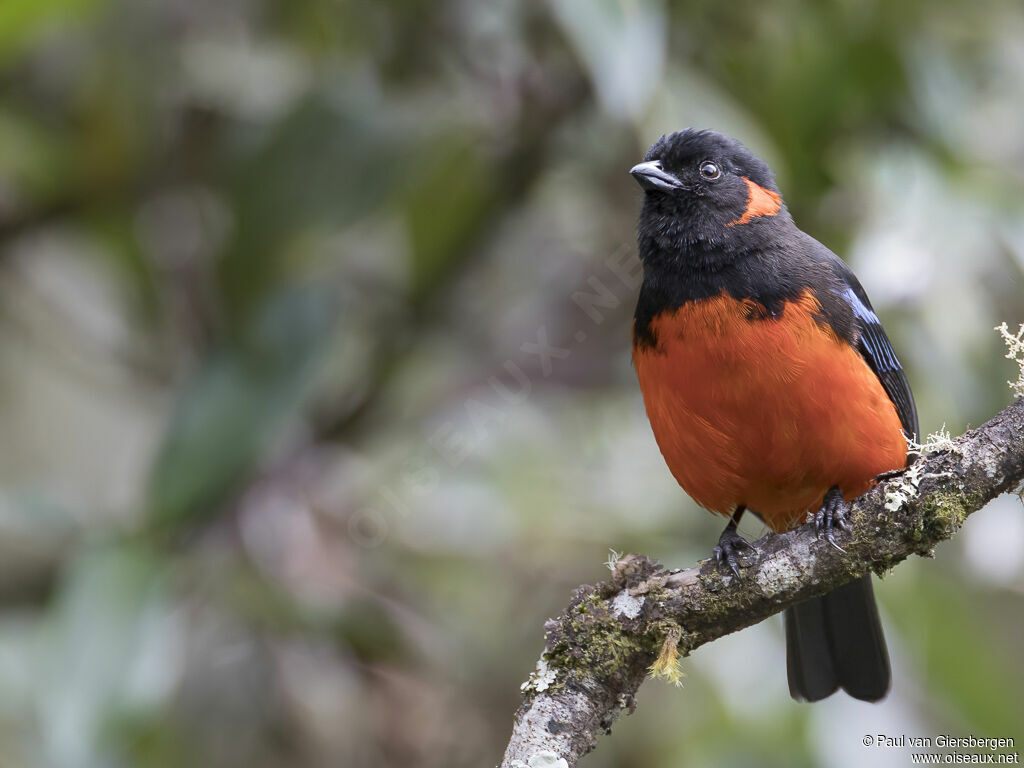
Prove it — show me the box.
[834,271,919,441]
[798,235,919,441]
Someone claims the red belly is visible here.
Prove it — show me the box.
[633,290,907,532]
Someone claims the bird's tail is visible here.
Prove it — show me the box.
[784,574,890,702]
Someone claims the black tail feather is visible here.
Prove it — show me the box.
[785,575,890,702]
[785,592,839,702]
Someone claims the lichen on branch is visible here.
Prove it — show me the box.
[995,322,1024,398]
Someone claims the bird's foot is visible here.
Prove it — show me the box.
[713,526,756,578]
[813,486,850,552]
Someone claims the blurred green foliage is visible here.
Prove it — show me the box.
[0,0,1023,766]
[148,285,335,525]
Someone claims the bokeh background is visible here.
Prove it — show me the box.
[1,0,1024,766]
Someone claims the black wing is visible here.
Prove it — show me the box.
[835,272,919,442]
[797,234,919,442]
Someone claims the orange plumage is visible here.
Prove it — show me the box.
[632,290,907,532]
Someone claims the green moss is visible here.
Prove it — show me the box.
[543,593,654,687]
[918,488,981,541]
[693,590,734,623]
[871,553,901,578]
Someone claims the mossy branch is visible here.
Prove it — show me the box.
[501,397,1024,768]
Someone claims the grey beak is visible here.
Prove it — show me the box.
[630,160,682,192]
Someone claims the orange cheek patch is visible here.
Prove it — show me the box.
[727,177,782,226]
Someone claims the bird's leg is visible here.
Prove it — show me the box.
[873,468,905,483]
[813,485,851,551]
[713,506,756,578]
[876,452,919,483]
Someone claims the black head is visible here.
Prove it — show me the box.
[631,129,791,266]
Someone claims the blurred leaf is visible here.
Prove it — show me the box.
[103,713,197,768]
[548,0,665,120]
[222,566,406,662]
[85,207,163,323]
[0,0,104,65]
[403,134,496,300]
[38,545,176,767]
[218,98,412,322]
[146,286,336,526]
[336,598,407,663]
[0,108,72,202]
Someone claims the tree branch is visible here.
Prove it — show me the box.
[501,398,1024,768]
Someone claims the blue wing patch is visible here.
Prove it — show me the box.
[839,287,901,374]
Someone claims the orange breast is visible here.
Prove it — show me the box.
[633,291,907,532]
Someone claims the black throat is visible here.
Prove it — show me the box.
[632,222,841,350]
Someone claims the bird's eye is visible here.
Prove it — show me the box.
[699,161,721,180]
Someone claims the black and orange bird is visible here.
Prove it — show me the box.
[629,129,918,702]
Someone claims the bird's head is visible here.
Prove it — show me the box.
[631,129,789,262]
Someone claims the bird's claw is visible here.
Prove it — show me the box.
[813,486,850,552]
[714,530,756,578]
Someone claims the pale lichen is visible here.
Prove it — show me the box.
[610,590,644,620]
[509,751,570,768]
[884,461,925,512]
[754,553,802,597]
[604,548,624,573]
[995,322,1024,398]
[906,424,958,456]
[521,655,558,693]
[976,442,1002,480]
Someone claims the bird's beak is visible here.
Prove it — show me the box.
[630,160,682,192]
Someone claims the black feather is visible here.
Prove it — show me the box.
[824,575,891,701]
[785,599,838,701]
[786,576,891,703]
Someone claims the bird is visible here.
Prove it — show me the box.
[629,129,918,702]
